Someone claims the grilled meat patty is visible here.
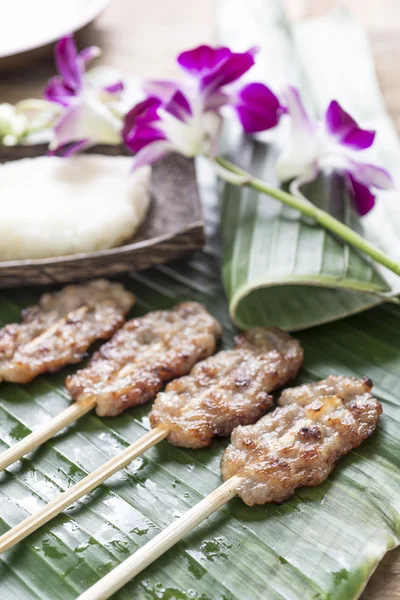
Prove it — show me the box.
[149,328,303,448]
[66,302,222,417]
[0,280,134,384]
[221,376,382,506]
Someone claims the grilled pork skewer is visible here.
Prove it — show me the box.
[0,279,134,384]
[221,375,381,505]
[0,328,303,554]
[66,301,222,417]
[75,376,381,600]
[149,327,303,447]
[0,302,221,471]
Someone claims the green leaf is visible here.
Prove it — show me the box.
[1,227,400,599]
[1,4,400,600]
[218,0,400,331]
[221,142,389,330]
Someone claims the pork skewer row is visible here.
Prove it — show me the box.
[0,327,303,553]
[0,301,221,471]
[76,376,382,600]
[0,280,135,469]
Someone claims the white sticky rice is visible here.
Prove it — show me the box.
[0,155,151,260]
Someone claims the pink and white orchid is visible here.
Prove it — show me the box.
[276,85,394,215]
[44,35,124,155]
[123,44,283,169]
[123,89,223,171]
[17,35,397,281]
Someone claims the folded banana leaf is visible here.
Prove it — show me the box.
[219,0,400,331]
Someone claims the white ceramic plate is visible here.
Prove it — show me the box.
[0,0,110,59]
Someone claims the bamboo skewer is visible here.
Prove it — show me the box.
[0,425,169,554]
[76,476,241,600]
[72,376,382,600]
[0,349,135,472]
[0,315,183,471]
[0,301,221,471]
[0,398,96,471]
[0,327,302,552]
[0,305,95,471]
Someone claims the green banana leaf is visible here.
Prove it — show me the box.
[1,4,400,600]
[219,0,400,330]
[1,234,400,599]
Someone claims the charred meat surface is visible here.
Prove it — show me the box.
[0,280,134,384]
[221,376,382,506]
[149,327,303,448]
[67,302,222,417]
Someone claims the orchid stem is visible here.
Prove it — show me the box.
[216,156,400,278]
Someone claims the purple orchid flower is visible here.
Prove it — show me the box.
[44,35,124,155]
[177,45,257,94]
[124,44,284,169]
[276,85,393,215]
[148,45,284,133]
[123,90,223,170]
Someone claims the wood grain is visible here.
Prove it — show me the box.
[1,0,399,596]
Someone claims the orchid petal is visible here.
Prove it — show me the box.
[131,140,173,171]
[276,85,319,182]
[201,49,257,93]
[203,89,229,111]
[164,89,192,121]
[321,154,394,190]
[50,95,122,152]
[235,82,282,133]
[346,173,376,215]
[54,35,83,92]
[177,45,257,94]
[79,45,101,65]
[283,86,315,136]
[318,153,392,215]
[325,100,375,150]
[49,139,90,157]
[158,111,200,156]
[177,45,232,73]
[347,160,394,190]
[44,76,75,106]
[122,98,162,142]
[340,128,375,150]
[103,80,124,95]
[124,124,166,153]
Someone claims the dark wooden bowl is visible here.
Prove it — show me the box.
[0,145,204,287]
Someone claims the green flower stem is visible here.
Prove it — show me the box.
[216,156,400,279]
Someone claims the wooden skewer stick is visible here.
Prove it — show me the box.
[0,343,174,472]
[0,398,96,472]
[76,476,241,600]
[0,425,169,554]
[0,305,94,471]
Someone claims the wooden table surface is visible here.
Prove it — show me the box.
[1,0,399,597]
